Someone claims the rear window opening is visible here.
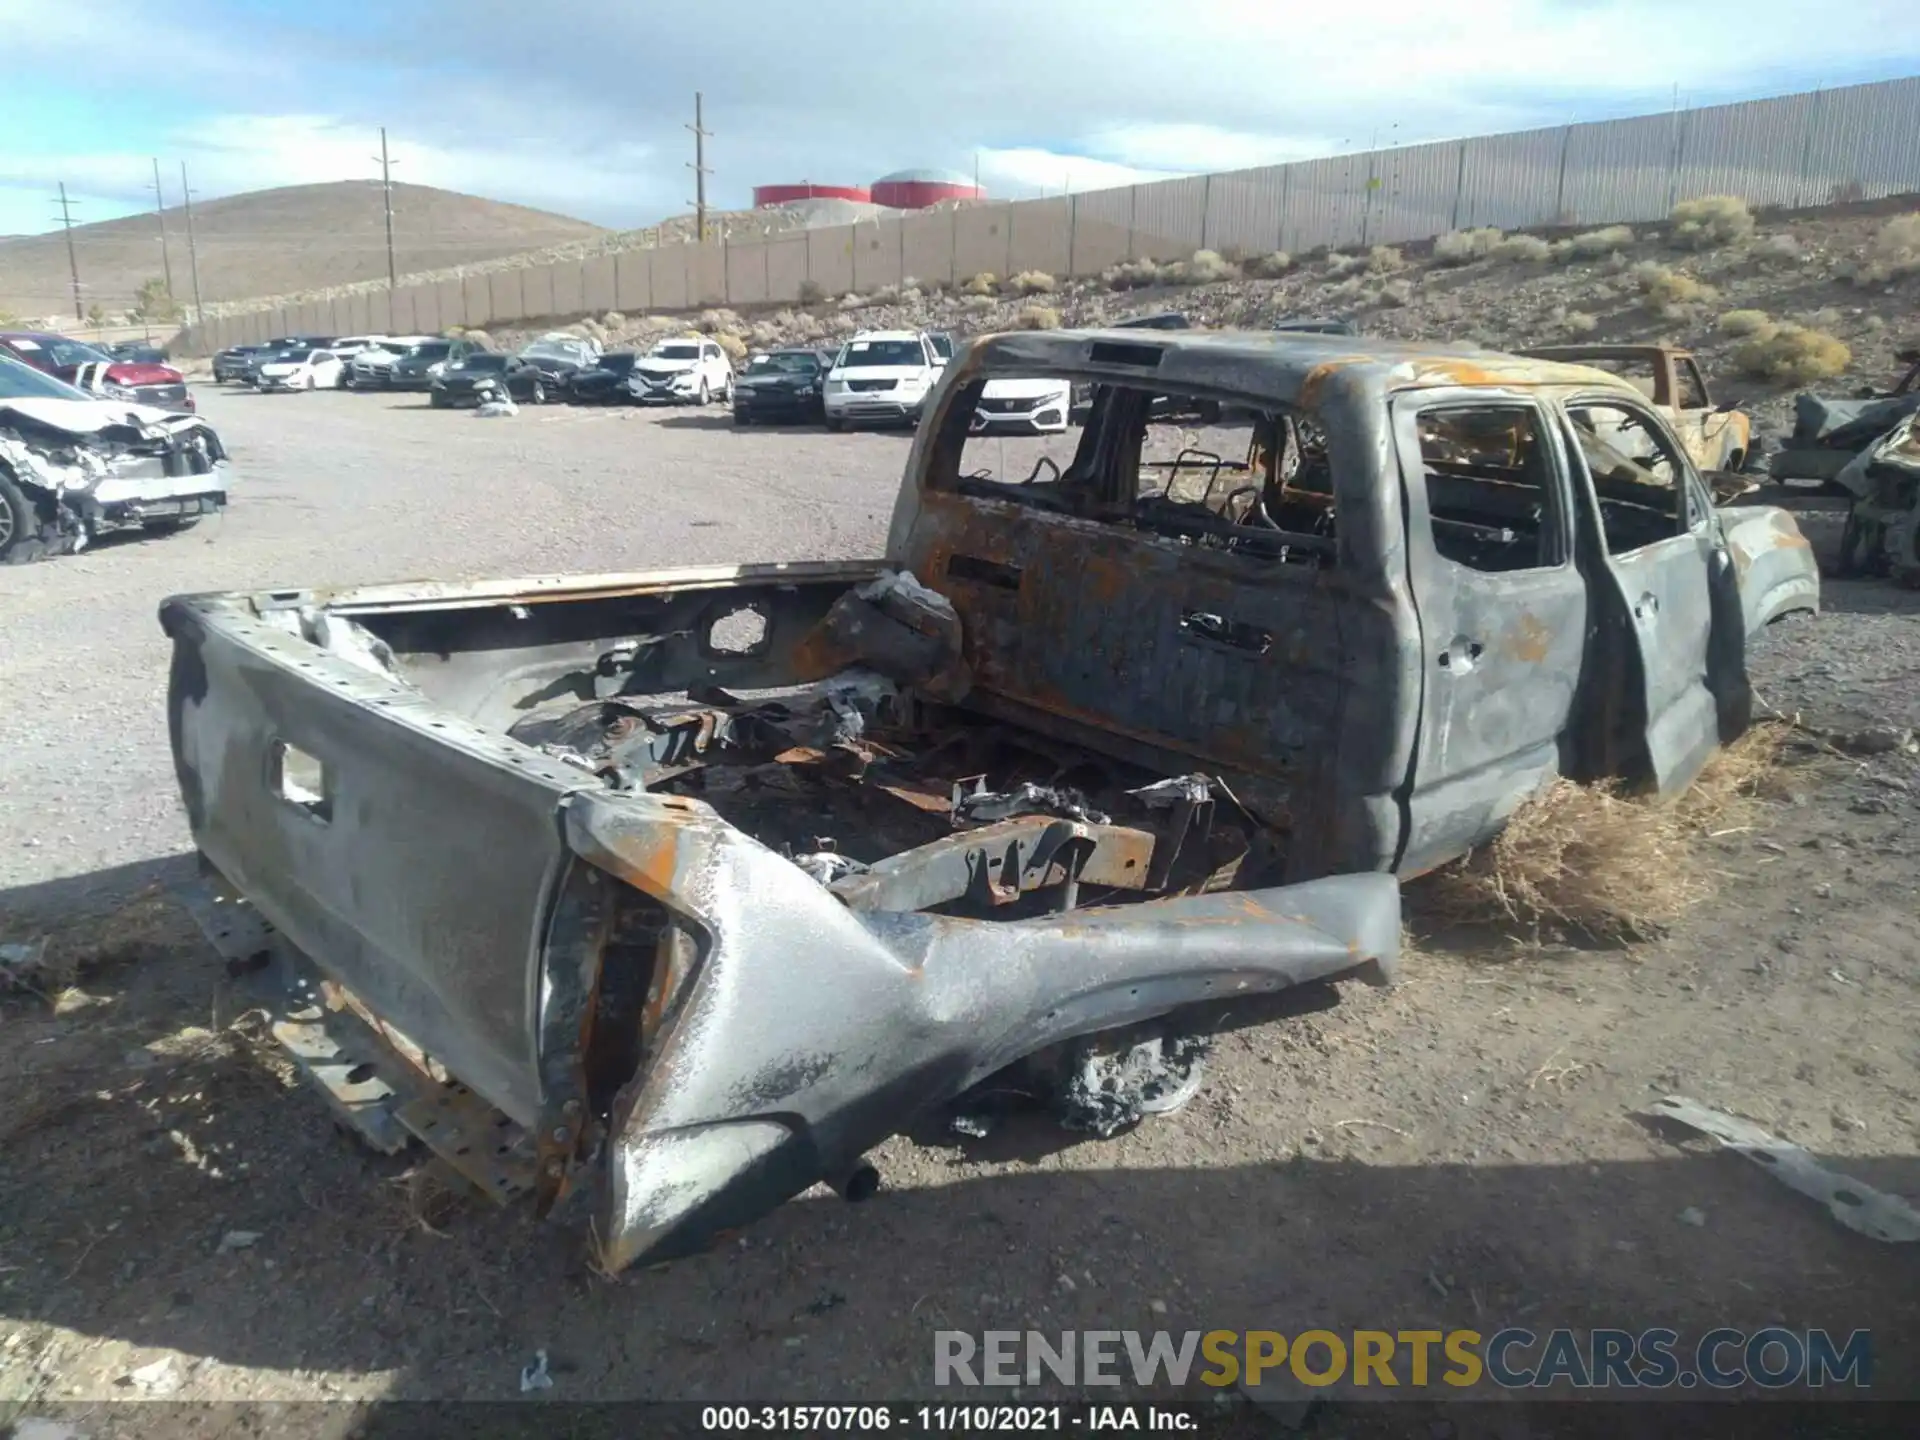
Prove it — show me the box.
[931,378,1339,567]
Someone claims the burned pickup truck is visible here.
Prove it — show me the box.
[159,331,1818,1271]
[2,354,230,562]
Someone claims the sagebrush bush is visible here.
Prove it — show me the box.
[1554,225,1637,262]
[1733,325,1851,384]
[1563,310,1598,333]
[1717,309,1775,338]
[1326,251,1369,279]
[1753,233,1802,265]
[1432,227,1504,265]
[1489,233,1553,263]
[960,272,999,296]
[713,331,748,361]
[797,280,824,304]
[1012,305,1061,330]
[1104,258,1164,290]
[1166,249,1239,284]
[1631,261,1718,312]
[962,293,997,313]
[697,308,740,334]
[1670,195,1756,250]
[1005,269,1058,296]
[1857,213,1920,283]
[1245,250,1293,278]
[1365,244,1406,274]
[602,311,625,328]
[1376,278,1414,307]
[461,328,492,349]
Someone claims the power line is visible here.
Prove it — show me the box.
[148,158,175,301]
[53,183,84,322]
[686,92,712,245]
[181,161,206,325]
[372,127,398,289]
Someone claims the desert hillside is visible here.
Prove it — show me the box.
[0,181,605,322]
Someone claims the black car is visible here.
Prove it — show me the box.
[108,341,170,364]
[566,352,641,404]
[212,344,272,382]
[731,347,835,425]
[429,353,553,407]
[391,338,485,391]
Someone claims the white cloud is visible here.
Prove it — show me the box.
[975,149,1187,200]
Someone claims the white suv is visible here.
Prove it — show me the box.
[631,337,735,405]
[823,330,945,430]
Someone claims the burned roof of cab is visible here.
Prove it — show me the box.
[962,328,1641,406]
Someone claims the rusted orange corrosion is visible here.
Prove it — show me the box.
[1504,611,1553,664]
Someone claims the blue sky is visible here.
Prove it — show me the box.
[3,0,1917,238]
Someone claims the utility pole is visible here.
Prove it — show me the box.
[53,183,83,322]
[686,93,712,243]
[149,158,175,300]
[372,127,398,289]
[180,161,206,325]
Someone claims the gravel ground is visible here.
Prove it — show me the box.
[3,383,1919,1432]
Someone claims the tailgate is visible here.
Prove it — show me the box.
[162,592,592,1125]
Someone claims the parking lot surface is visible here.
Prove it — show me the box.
[2,381,1918,1415]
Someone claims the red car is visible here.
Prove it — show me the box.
[0,331,194,412]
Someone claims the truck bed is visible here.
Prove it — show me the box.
[160,560,1399,1271]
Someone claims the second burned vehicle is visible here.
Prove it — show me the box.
[159,330,1817,1273]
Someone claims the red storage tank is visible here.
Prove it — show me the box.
[753,182,873,208]
[869,168,984,209]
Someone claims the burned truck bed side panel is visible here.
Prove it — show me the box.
[163,595,592,1124]
[566,790,1399,1271]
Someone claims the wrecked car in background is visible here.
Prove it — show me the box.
[1832,410,1920,582]
[1771,348,1920,490]
[0,330,195,413]
[158,330,1817,1272]
[1520,344,1757,495]
[1,354,229,562]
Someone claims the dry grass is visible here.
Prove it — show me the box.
[1433,227,1505,265]
[1554,225,1637,262]
[460,328,493,349]
[1670,195,1756,250]
[1733,323,1851,384]
[1245,250,1293,278]
[1104,258,1165,291]
[1563,310,1599,334]
[1856,213,1920,283]
[1166,249,1240,284]
[1753,233,1802,265]
[960,272,999,296]
[1011,305,1061,330]
[697,308,741,334]
[712,331,748,361]
[1420,724,1786,940]
[1631,261,1719,314]
[1376,278,1414,307]
[1005,269,1057,296]
[1490,234,1553,263]
[1717,308,1775,338]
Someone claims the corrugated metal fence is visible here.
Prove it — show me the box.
[193,74,1920,352]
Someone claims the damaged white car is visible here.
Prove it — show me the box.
[0,354,231,563]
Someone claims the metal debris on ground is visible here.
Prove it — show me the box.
[0,937,49,989]
[519,1349,554,1393]
[1678,1206,1708,1228]
[1643,1095,1920,1243]
[216,1230,261,1253]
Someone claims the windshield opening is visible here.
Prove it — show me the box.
[927,375,1337,568]
[746,352,819,376]
[838,339,925,368]
[451,355,508,372]
[0,353,91,401]
[407,343,452,360]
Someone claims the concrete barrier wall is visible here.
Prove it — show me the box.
[436,278,463,331]
[614,249,653,312]
[651,246,690,310]
[1009,197,1071,278]
[583,255,616,313]
[690,244,727,307]
[953,207,1010,282]
[202,75,1920,334]
[902,212,955,289]
[766,236,809,303]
